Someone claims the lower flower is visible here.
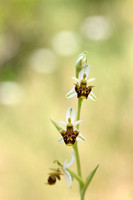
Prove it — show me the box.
[46,153,75,188]
[47,169,62,185]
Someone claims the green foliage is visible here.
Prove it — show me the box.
[81,165,99,198]
[50,119,62,132]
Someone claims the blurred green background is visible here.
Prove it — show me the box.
[0,0,133,199]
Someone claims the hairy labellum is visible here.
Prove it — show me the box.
[60,124,79,146]
[48,175,56,185]
[75,84,94,99]
[47,171,61,185]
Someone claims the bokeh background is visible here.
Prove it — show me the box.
[0,0,133,199]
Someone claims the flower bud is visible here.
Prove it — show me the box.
[76,51,88,78]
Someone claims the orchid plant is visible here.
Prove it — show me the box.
[46,51,99,200]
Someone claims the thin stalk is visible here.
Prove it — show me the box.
[73,98,83,198]
[81,195,84,200]
[76,98,83,130]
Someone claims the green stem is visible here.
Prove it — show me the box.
[73,142,82,178]
[81,195,84,200]
[73,98,83,199]
[76,98,83,130]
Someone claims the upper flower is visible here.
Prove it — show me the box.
[58,107,85,146]
[66,66,96,101]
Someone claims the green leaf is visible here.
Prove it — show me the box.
[50,119,62,132]
[81,165,99,197]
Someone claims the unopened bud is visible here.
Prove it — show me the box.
[75,51,88,78]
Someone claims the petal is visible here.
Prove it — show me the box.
[88,91,97,101]
[63,169,72,188]
[64,153,75,169]
[58,137,64,143]
[66,107,75,123]
[87,77,95,83]
[72,77,79,83]
[73,120,82,126]
[66,87,77,99]
[58,121,67,126]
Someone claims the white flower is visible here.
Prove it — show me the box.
[58,107,85,146]
[66,65,96,101]
[63,153,75,188]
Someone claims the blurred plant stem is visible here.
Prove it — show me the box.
[73,98,84,199]
[72,98,99,200]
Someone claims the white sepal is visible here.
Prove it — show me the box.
[73,120,82,126]
[88,91,97,101]
[84,65,90,79]
[66,107,75,123]
[72,77,79,83]
[87,77,95,83]
[66,87,77,99]
[63,153,75,188]
[76,137,84,142]
[58,137,64,143]
[79,65,90,80]
[58,121,67,126]
[63,169,72,188]
[63,153,75,169]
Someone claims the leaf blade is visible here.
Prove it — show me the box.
[81,164,99,197]
[50,119,62,132]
